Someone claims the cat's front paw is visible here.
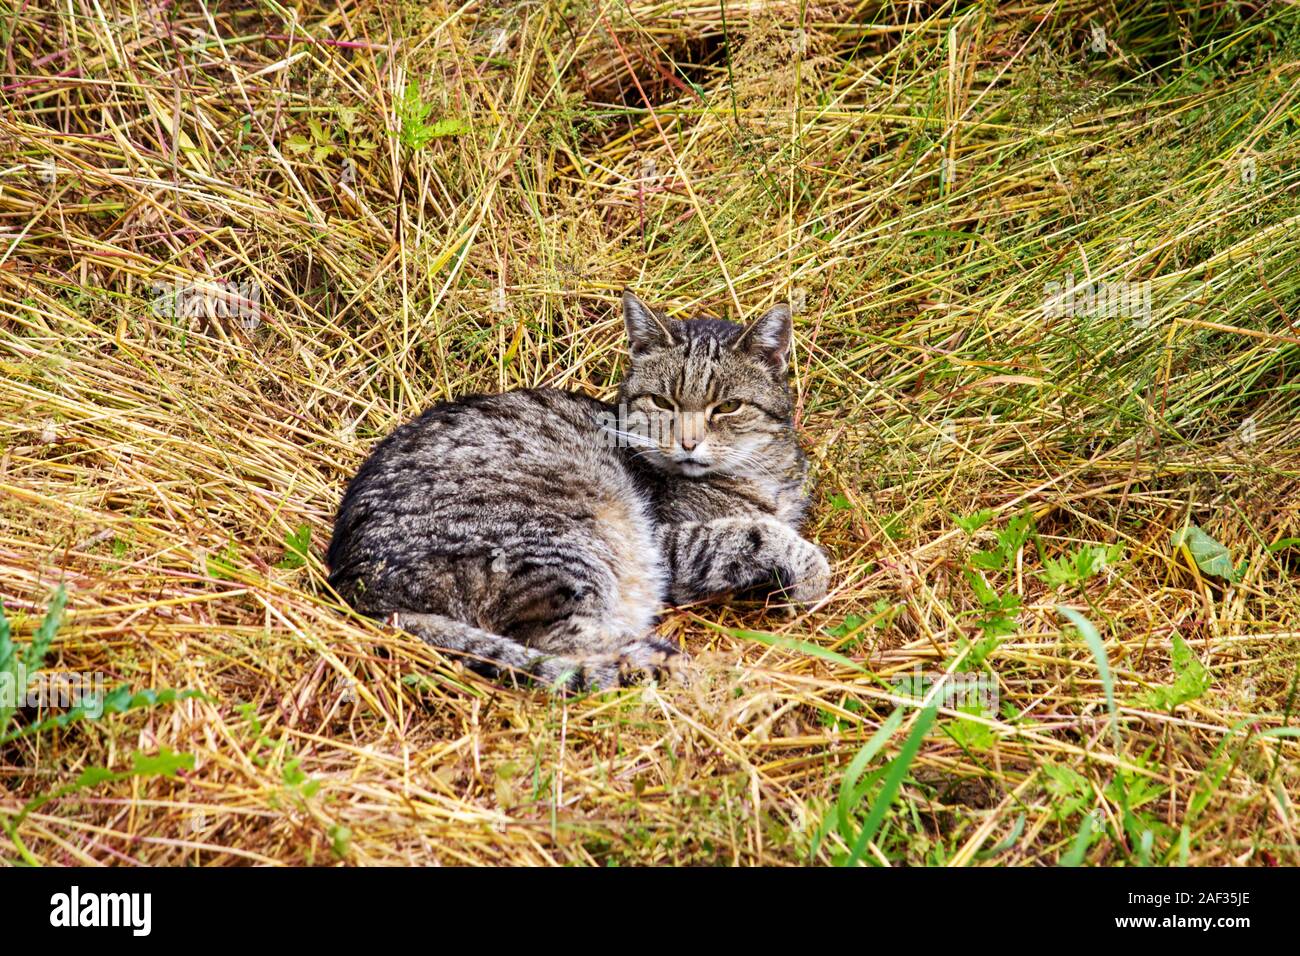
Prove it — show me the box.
[783,539,831,606]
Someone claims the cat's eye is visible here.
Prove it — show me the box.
[712,399,743,415]
[651,395,675,411]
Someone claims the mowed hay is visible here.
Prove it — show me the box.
[1,1,1299,865]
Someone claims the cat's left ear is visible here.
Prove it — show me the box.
[623,290,673,357]
[738,303,793,373]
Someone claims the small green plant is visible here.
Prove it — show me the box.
[0,585,67,740]
[823,600,897,651]
[282,757,322,799]
[397,82,469,151]
[286,109,379,164]
[276,522,312,570]
[951,507,995,534]
[235,702,323,809]
[206,541,242,580]
[6,749,196,864]
[968,511,1034,573]
[945,703,996,751]
[1,587,202,865]
[1038,542,1123,590]
[1140,634,1211,712]
[1107,747,1172,862]
[1042,764,1095,822]
[287,117,343,164]
[328,824,352,860]
[959,570,1019,669]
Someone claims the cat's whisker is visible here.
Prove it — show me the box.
[717,445,785,482]
[597,426,657,449]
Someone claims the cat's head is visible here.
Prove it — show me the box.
[614,290,797,479]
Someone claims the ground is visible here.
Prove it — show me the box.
[1,1,1299,866]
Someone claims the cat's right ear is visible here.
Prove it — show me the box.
[623,290,673,357]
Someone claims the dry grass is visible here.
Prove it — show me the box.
[2,0,1299,866]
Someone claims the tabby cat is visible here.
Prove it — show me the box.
[326,291,829,689]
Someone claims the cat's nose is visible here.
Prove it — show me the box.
[676,411,706,453]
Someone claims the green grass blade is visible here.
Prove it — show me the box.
[845,704,937,866]
[1059,606,1119,750]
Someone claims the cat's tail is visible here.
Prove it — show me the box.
[382,611,619,691]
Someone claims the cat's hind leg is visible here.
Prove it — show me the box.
[519,613,688,686]
[389,611,686,690]
[386,611,620,691]
[492,546,687,685]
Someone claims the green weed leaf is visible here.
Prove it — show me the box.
[1172,525,1241,582]
[1141,634,1210,712]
